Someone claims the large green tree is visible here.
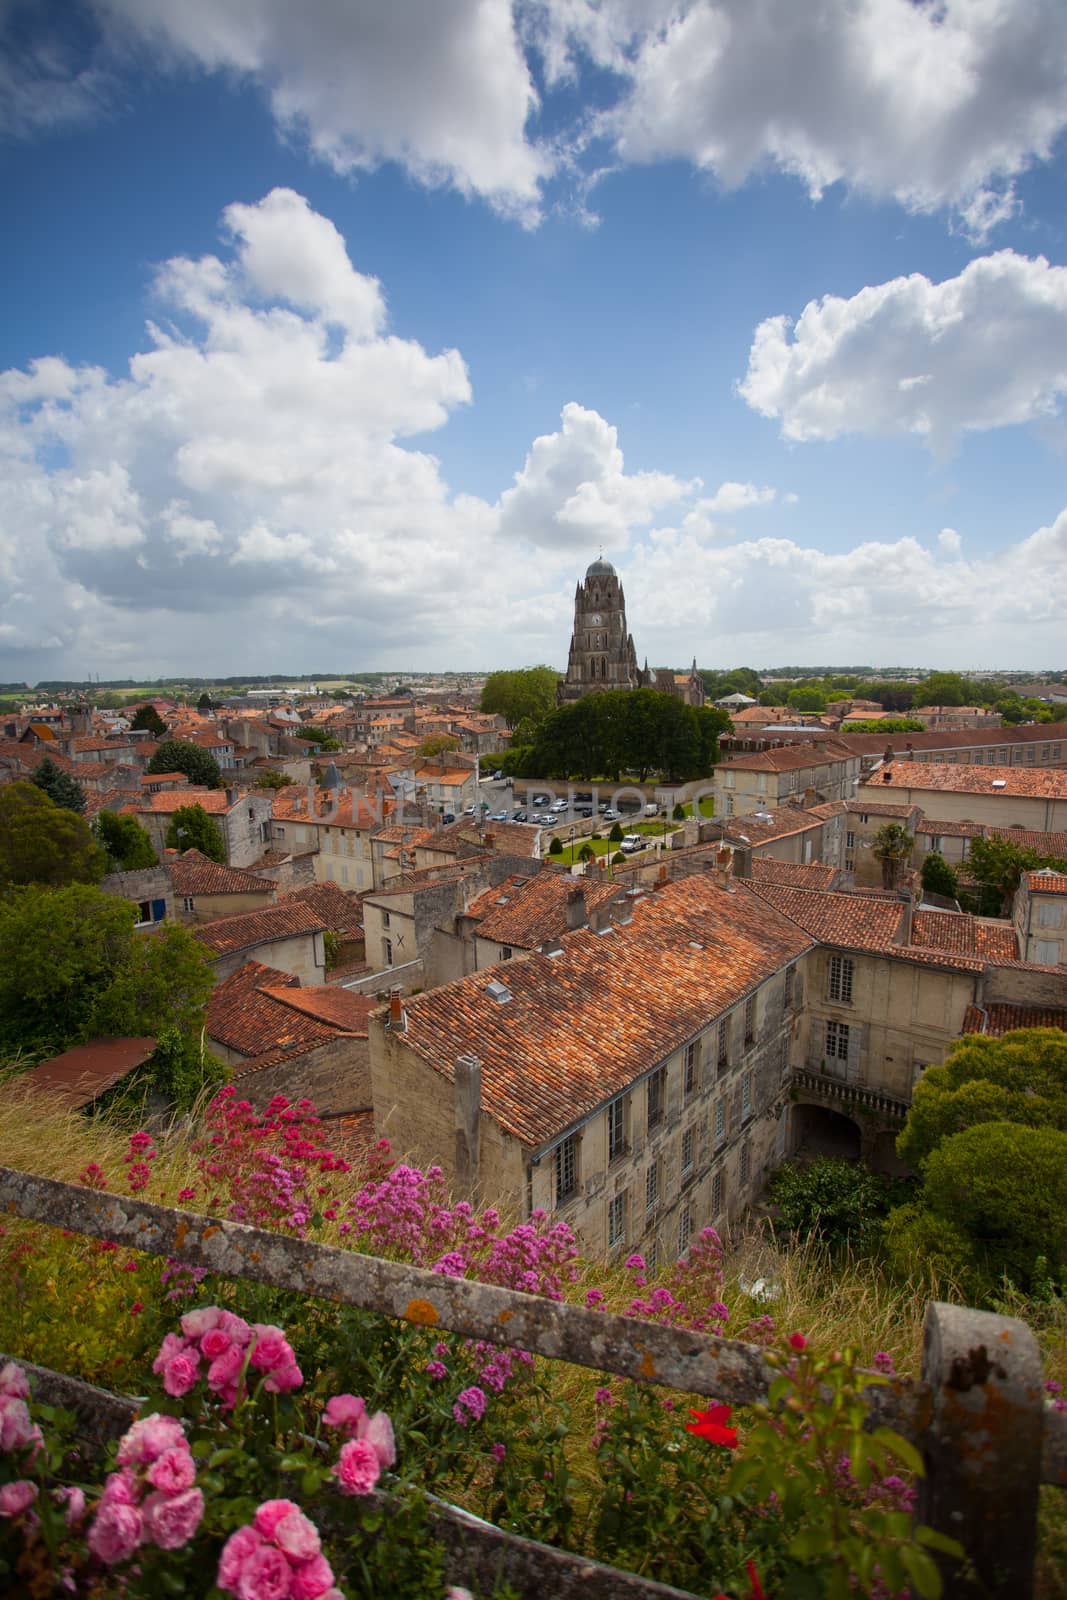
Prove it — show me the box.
[480,666,559,729]
[164,803,226,863]
[31,756,86,814]
[896,1028,1067,1171]
[962,835,1067,916]
[0,884,214,1056]
[146,739,223,789]
[95,809,159,871]
[920,851,959,900]
[871,822,913,889]
[130,704,167,736]
[527,689,722,782]
[0,782,106,887]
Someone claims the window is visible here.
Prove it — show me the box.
[845,857,855,873]
[740,1143,751,1186]
[182,896,195,913]
[846,831,855,849]
[928,835,942,854]
[717,1016,729,1069]
[501,946,513,960]
[724,793,734,815]
[381,910,391,929]
[825,1020,850,1060]
[383,937,393,966]
[646,1241,658,1276]
[645,1162,659,1216]
[679,1196,693,1256]
[743,995,755,1045]
[608,1191,626,1249]
[712,1170,725,1215]
[555,1135,578,1205]
[683,1040,699,1100]
[784,966,795,1008]
[608,1096,627,1163]
[647,1067,665,1130]
[135,900,152,926]
[681,1126,694,1178]
[1034,940,1061,965]
[859,813,868,824]
[714,1099,726,1148]
[1037,901,1063,929]
[742,1071,752,1121]
[828,954,853,1003]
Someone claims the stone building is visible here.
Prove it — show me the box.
[558,557,704,708]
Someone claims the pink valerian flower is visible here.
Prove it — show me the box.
[424,1361,447,1381]
[490,1442,507,1463]
[872,1351,898,1376]
[0,1480,37,1517]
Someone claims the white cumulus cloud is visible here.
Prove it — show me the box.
[738,251,1067,447]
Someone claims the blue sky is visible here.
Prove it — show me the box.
[2,0,1066,682]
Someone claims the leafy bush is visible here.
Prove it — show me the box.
[548,836,563,855]
[608,822,623,842]
[769,1158,911,1253]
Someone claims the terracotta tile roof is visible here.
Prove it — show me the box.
[132,789,232,814]
[846,800,921,820]
[864,763,1067,800]
[987,828,1067,855]
[836,720,1067,756]
[195,899,329,958]
[961,1003,1067,1037]
[168,850,272,896]
[749,858,839,890]
[911,909,1018,961]
[1023,869,1067,895]
[915,819,984,837]
[746,882,988,974]
[317,1110,378,1161]
[464,871,622,948]
[718,806,825,846]
[141,772,188,785]
[368,859,492,897]
[207,962,334,1062]
[717,741,857,773]
[419,819,542,858]
[386,875,814,1149]
[259,985,375,1033]
[24,1037,158,1109]
[283,880,365,937]
[71,736,129,752]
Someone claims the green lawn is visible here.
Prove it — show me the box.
[680,795,715,818]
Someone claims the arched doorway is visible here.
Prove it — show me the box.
[790,1103,862,1161]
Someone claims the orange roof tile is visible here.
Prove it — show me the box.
[749,858,839,890]
[169,850,273,897]
[464,871,622,948]
[1023,869,1067,895]
[864,763,1067,800]
[961,1003,1067,1037]
[195,900,329,958]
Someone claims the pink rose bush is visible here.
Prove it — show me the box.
[218,1500,342,1599]
[151,1307,302,1409]
[89,1412,203,1564]
[324,1390,396,1497]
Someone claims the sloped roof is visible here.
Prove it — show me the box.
[168,849,273,897]
[961,1004,1067,1038]
[464,871,621,948]
[283,880,365,937]
[195,899,328,958]
[749,858,839,890]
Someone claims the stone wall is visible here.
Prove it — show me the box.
[232,1035,371,1115]
[211,930,326,984]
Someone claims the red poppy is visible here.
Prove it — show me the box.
[788,1331,807,1351]
[746,1558,768,1598]
[685,1403,738,1448]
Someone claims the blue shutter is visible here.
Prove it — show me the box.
[151,899,166,923]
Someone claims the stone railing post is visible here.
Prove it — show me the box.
[916,1300,1044,1597]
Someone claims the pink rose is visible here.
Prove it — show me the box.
[0,1362,29,1399]
[218,1524,263,1591]
[332,1438,380,1497]
[217,1311,252,1345]
[147,1445,197,1494]
[200,1327,233,1361]
[117,1413,186,1466]
[162,1351,201,1398]
[99,1469,139,1508]
[322,1394,366,1436]
[0,1395,41,1454]
[141,1486,204,1550]
[263,1363,303,1395]
[0,1480,37,1517]
[207,1343,246,1390]
[273,1508,321,1563]
[236,1543,293,1600]
[152,1332,188,1374]
[289,1554,336,1600]
[253,1499,301,1542]
[249,1326,293,1373]
[56,1485,86,1526]
[180,1306,222,1339]
[361,1411,396,1471]
[88,1500,143,1565]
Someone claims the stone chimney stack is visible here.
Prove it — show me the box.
[565,884,587,930]
[897,887,914,945]
[714,845,733,891]
[454,1052,482,1197]
[389,986,406,1031]
[732,845,752,881]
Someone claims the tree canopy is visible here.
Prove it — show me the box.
[871,822,913,889]
[164,803,227,863]
[31,756,86,814]
[296,726,343,751]
[0,884,214,1057]
[95,809,159,872]
[479,666,559,729]
[417,733,460,759]
[896,1028,1067,1171]
[920,851,958,900]
[146,739,223,789]
[130,704,167,736]
[961,835,1067,917]
[0,782,106,888]
[254,769,295,790]
[506,690,729,782]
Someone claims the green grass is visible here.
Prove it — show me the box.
[680,796,716,818]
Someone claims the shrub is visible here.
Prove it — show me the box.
[609,822,623,842]
[548,836,563,856]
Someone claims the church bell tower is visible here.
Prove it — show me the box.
[557,557,644,705]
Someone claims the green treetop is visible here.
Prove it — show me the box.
[479,666,559,730]
[146,739,223,789]
[130,704,167,736]
[0,782,106,888]
[31,756,86,814]
[164,803,226,863]
[95,809,159,872]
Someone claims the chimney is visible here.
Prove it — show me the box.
[388,986,406,1031]
[897,888,914,945]
[589,899,613,933]
[454,1053,482,1198]
[226,786,238,806]
[714,845,733,890]
[565,884,587,930]
[609,890,633,926]
[732,845,752,880]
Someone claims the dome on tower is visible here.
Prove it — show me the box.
[585,556,616,578]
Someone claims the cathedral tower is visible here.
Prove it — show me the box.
[557,557,644,705]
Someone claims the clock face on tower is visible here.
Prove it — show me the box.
[590,613,602,625]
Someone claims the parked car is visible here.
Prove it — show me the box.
[620,834,645,853]
[511,809,528,822]
[532,793,551,807]
[491,770,504,780]
[532,812,552,824]
[602,807,618,820]
[464,805,476,815]
[488,811,508,822]
[575,806,593,818]
[441,813,455,824]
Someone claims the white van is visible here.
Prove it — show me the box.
[620,834,645,853]
[644,801,659,816]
